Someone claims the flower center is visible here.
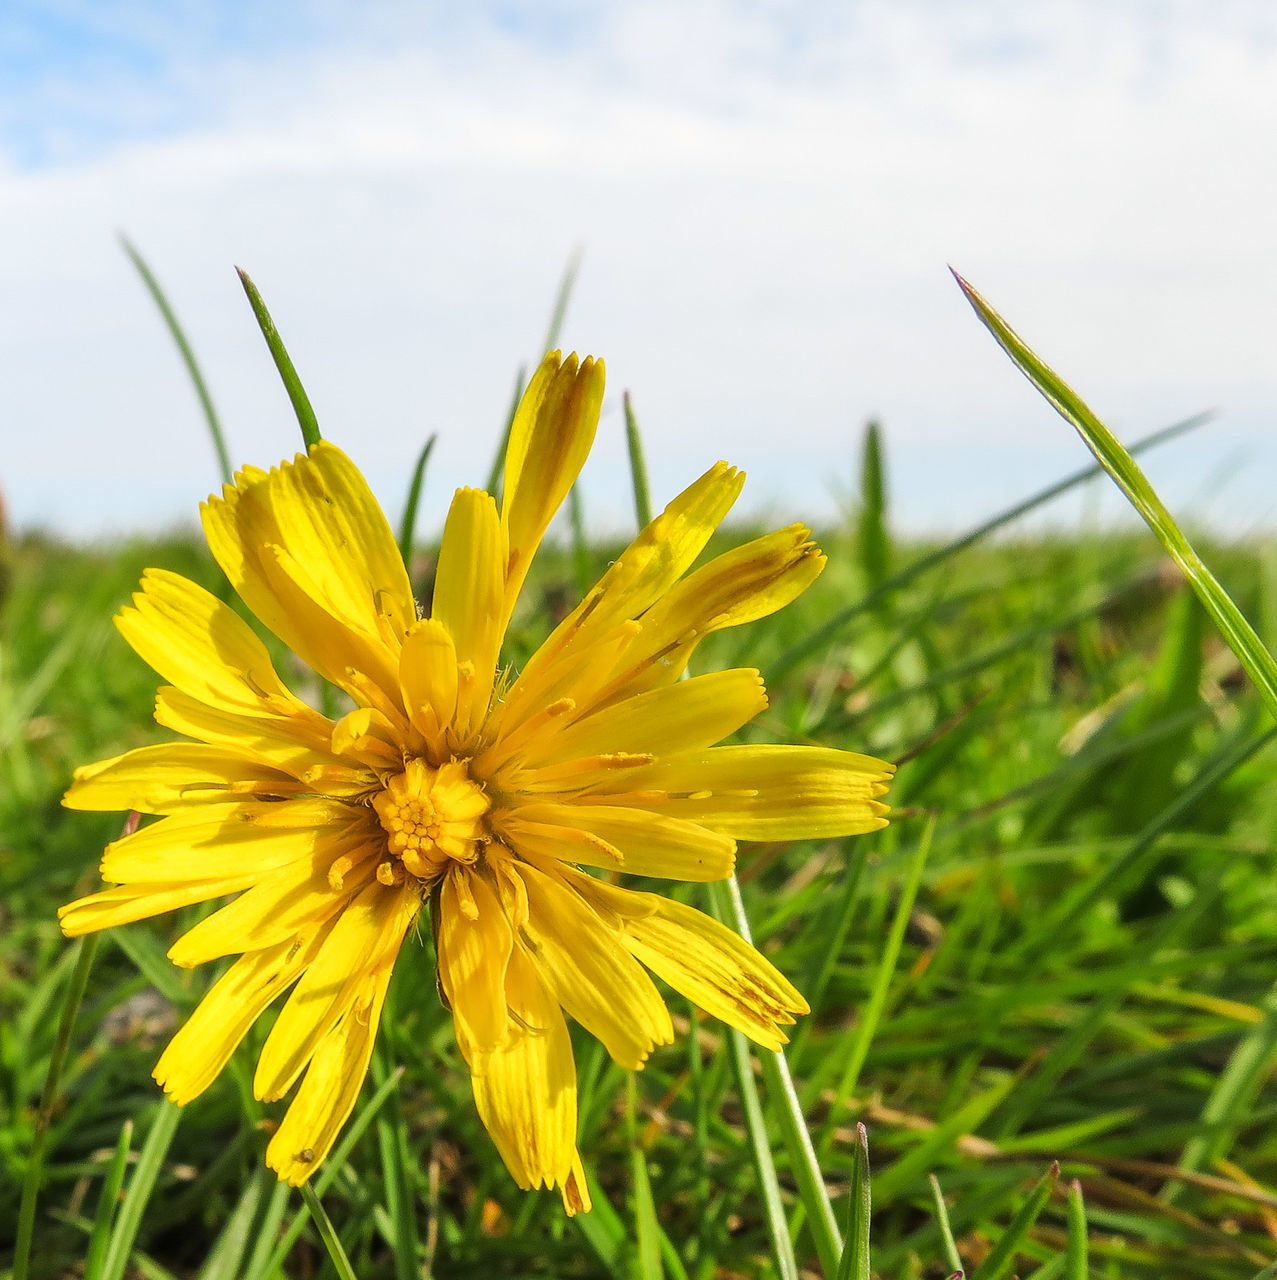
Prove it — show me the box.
[372,758,491,883]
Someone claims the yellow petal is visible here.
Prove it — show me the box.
[154,932,329,1104]
[528,669,767,767]
[329,706,404,769]
[153,688,375,796]
[579,744,894,840]
[620,893,809,1050]
[467,947,578,1194]
[98,799,355,884]
[267,954,396,1185]
[270,442,416,646]
[115,569,307,717]
[432,488,504,741]
[58,876,259,936]
[617,525,825,693]
[167,832,379,967]
[496,804,735,881]
[561,1152,592,1216]
[254,880,418,1101]
[201,464,331,678]
[399,618,458,746]
[201,466,403,712]
[501,353,605,620]
[500,460,743,721]
[435,866,513,1054]
[64,744,300,814]
[515,859,673,1069]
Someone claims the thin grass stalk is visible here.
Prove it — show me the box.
[707,876,833,1277]
[198,1174,266,1280]
[14,933,99,1280]
[540,244,584,354]
[373,1054,417,1280]
[99,1100,183,1280]
[120,235,232,486]
[928,1174,965,1274]
[397,434,437,566]
[485,366,526,499]
[568,485,591,597]
[626,1072,663,1280]
[789,839,871,1061]
[624,391,654,528]
[955,271,1277,725]
[856,421,890,590]
[235,267,321,450]
[970,1163,1059,1280]
[771,411,1209,680]
[835,1123,872,1280]
[1065,1179,1088,1280]
[300,1184,359,1280]
[824,816,934,1139]
[84,1119,133,1278]
[719,1008,800,1280]
[1169,976,1277,1198]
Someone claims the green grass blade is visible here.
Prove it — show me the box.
[568,484,591,598]
[300,1184,359,1280]
[707,879,803,1280]
[824,817,934,1139]
[1003,723,1276,973]
[709,875,840,1276]
[1171,977,1277,1191]
[971,1162,1059,1280]
[14,933,98,1280]
[85,1119,134,1280]
[1066,1179,1088,1280]
[197,1172,266,1280]
[397,434,437,566]
[484,365,525,498]
[242,1181,292,1280]
[373,1057,418,1280]
[100,1100,182,1280]
[871,1068,1024,1202]
[928,1174,965,1275]
[956,270,1277,726]
[770,410,1209,681]
[571,1168,627,1273]
[835,1123,872,1280]
[627,1073,664,1280]
[120,235,232,486]
[540,244,584,355]
[857,420,891,588]
[235,267,321,450]
[624,391,654,529]
[720,1015,800,1280]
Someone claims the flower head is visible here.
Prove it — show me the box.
[61,352,894,1211]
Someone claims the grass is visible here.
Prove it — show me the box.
[4,470,1277,1277]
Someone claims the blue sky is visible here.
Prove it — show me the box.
[5,0,1277,537]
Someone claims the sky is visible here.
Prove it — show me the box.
[4,0,1277,540]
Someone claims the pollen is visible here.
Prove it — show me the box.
[372,757,491,880]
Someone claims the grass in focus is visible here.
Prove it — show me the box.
[3,263,1277,1278]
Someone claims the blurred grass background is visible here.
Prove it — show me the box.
[5,411,1277,1276]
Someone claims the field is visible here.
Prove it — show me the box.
[4,413,1277,1279]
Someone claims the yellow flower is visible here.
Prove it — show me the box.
[60,352,894,1212]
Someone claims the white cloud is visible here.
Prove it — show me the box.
[4,0,1276,538]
